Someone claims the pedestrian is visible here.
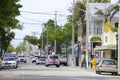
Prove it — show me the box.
[51,51,55,55]
[92,56,97,69]
[81,58,86,68]
[89,57,92,68]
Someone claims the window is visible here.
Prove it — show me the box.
[91,20,103,35]
[50,55,58,59]
[114,22,118,28]
[105,36,108,42]
[102,60,116,65]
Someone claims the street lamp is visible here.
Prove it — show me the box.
[115,32,119,61]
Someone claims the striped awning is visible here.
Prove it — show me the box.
[94,44,116,51]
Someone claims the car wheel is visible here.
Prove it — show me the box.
[15,66,18,69]
[96,70,98,74]
[45,65,49,67]
[64,63,68,66]
[24,61,26,63]
[56,65,60,67]
[0,65,1,71]
[36,63,38,65]
[111,73,114,75]
[98,71,101,75]
[115,72,118,76]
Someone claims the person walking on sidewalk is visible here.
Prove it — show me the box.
[92,56,97,69]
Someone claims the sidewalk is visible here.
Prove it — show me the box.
[80,67,96,72]
[68,66,96,72]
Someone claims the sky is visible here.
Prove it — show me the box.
[11,0,118,47]
[11,0,72,47]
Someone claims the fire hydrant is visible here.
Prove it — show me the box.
[92,57,97,69]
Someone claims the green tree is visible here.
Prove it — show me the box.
[6,44,15,53]
[24,35,38,45]
[0,0,22,54]
[16,43,26,54]
[0,0,22,29]
[62,23,72,46]
[0,28,15,51]
[39,19,72,54]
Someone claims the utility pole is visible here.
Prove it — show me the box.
[54,10,57,54]
[86,0,89,68]
[31,31,38,37]
[47,29,49,55]
[42,24,44,54]
[72,0,75,66]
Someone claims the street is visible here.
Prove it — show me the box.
[0,59,120,80]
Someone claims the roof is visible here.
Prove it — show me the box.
[94,44,116,51]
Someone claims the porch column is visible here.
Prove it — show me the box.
[118,32,120,74]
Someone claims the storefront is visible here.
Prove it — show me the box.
[94,44,116,59]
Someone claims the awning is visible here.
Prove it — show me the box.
[94,44,116,51]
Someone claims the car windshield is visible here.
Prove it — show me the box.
[4,57,15,61]
[18,56,25,58]
[38,57,46,60]
[102,60,117,65]
[4,53,16,58]
[39,56,46,58]
[50,55,58,59]
[59,56,66,58]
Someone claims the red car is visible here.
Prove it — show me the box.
[45,55,60,67]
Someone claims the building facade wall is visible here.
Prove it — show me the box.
[104,50,111,58]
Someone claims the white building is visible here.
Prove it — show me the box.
[78,2,119,72]
[87,3,119,59]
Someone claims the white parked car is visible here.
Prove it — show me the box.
[32,57,37,63]
[1,57,18,69]
[17,55,27,63]
[96,58,118,75]
[36,56,46,65]
[59,56,68,66]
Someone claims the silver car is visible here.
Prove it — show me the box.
[59,56,68,66]
[36,56,46,65]
[96,58,118,75]
[17,55,27,63]
[1,57,18,69]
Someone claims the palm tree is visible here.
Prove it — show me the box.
[94,7,108,23]
[73,0,111,42]
[108,3,119,22]
[89,0,111,3]
[94,2,119,32]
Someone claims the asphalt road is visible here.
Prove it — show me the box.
[0,58,120,80]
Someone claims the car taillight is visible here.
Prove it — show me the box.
[116,65,118,69]
[99,64,102,67]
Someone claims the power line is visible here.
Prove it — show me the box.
[12,38,24,40]
[20,16,45,22]
[20,10,70,17]
[20,22,42,25]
